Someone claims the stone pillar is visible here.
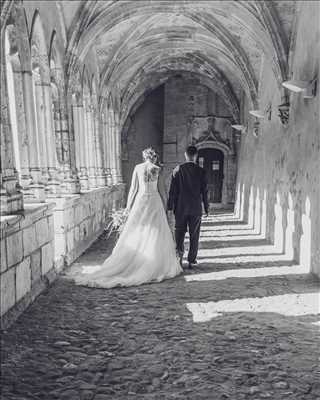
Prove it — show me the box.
[94,112,106,187]
[0,51,23,214]
[100,112,108,184]
[114,114,123,183]
[77,103,89,191]
[42,81,60,193]
[21,70,45,201]
[58,95,79,194]
[72,104,82,180]
[86,104,97,188]
[104,110,113,186]
[109,112,118,184]
[11,67,30,187]
[34,78,49,185]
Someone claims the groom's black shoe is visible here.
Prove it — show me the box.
[188,261,198,269]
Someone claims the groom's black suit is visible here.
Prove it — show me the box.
[167,162,209,264]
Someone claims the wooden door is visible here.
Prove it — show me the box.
[197,148,224,203]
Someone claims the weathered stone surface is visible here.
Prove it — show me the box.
[41,242,54,275]
[35,218,49,247]
[0,238,7,273]
[30,250,41,284]
[23,225,38,256]
[0,267,15,315]
[16,257,31,302]
[6,231,23,267]
[1,214,319,400]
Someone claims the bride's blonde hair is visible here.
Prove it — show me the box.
[142,147,158,163]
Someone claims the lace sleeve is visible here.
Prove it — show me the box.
[126,166,139,210]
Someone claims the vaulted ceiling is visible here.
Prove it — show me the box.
[61,0,296,124]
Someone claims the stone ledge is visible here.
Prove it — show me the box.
[0,203,55,237]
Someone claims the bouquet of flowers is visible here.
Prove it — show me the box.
[105,208,129,239]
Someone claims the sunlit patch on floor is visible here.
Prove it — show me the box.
[184,265,307,282]
[196,253,295,264]
[186,292,320,322]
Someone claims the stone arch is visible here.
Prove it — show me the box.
[67,1,290,109]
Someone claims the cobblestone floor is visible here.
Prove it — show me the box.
[1,213,320,400]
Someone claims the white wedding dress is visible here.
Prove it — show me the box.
[75,161,182,288]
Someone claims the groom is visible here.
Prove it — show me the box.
[167,145,209,269]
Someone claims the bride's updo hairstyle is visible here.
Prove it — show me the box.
[142,147,157,163]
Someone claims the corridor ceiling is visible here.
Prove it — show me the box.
[63,0,296,124]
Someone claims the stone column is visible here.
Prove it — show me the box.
[0,52,23,214]
[94,112,106,186]
[109,112,118,184]
[11,67,30,187]
[58,95,79,194]
[77,103,89,191]
[114,114,123,183]
[72,104,82,178]
[34,78,49,185]
[42,81,60,193]
[86,104,97,188]
[100,112,108,183]
[104,110,113,186]
[21,70,45,201]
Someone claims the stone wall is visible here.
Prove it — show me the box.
[1,186,125,328]
[122,86,164,191]
[1,204,55,327]
[235,2,320,276]
[163,76,237,203]
[53,186,125,271]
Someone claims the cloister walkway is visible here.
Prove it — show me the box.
[1,212,320,400]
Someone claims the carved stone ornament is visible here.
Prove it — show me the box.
[253,120,260,137]
[189,116,231,149]
[278,102,290,126]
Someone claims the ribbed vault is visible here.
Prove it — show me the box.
[62,1,295,125]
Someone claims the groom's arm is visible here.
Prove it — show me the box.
[167,168,179,212]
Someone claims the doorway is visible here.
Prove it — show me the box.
[197,148,224,203]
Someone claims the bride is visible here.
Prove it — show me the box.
[75,147,182,288]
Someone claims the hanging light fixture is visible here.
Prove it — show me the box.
[249,110,264,119]
[231,124,245,131]
[282,78,317,98]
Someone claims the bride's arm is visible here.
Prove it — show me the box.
[157,170,168,209]
[126,166,139,211]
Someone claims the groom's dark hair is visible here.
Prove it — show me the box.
[186,145,198,158]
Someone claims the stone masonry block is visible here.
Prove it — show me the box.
[16,257,31,302]
[41,242,54,275]
[53,210,65,234]
[67,230,74,253]
[30,250,41,284]
[54,234,66,260]
[23,225,38,256]
[48,215,54,241]
[1,239,7,273]
[6,231,23,267]
[0,267,15,316]
[74,226,80,243]
[35,218,49,247]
